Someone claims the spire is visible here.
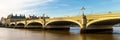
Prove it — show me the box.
[42,13,45,17]
[15,14,17,16]
[81,6,85,16]
[108,11,112,14]
[23,14,25,17]
[20,14,22,16]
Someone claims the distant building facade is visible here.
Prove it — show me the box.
[39,14,50,19]
[1,17,6,24]
[7,14,26,22]
[29,15,39,19]
[39,16,50,19]
[0,17,6,26]
[0,14,50,26]
[28,14,50,20]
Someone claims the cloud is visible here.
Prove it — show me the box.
[0,0,54,9]
[0,0,55,18]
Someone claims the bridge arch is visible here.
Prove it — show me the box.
[17,23,25,27]
[87,17,120,27]
[27,22,43,28]
[10,24,15,27]
[45,19,82,28]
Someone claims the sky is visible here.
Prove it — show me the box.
[0,0,120,18]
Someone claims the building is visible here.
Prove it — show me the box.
[7,14,26,22]
[29,15,39,19]
[39,14,50,19]
[28,15,50,20]
[1,17,6,24]
[0,17,6,26]
[39,16,50,19]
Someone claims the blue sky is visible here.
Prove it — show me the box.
[0,0,120,18]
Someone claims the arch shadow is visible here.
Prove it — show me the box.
[27,22,43,28]
[16,23,25,28]
[45,20,81,29]
[10,24,15,27]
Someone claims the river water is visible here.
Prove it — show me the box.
[0,27,120,40]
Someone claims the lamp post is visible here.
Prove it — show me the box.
[42,13,46,28]
[81,7,86,28]
[81,7,85,16]
[81,7,87,33]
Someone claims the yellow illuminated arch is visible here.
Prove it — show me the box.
[17,23,25,25]
[87,17,120,27]
[45,19,82,28]
[26,22,43,27]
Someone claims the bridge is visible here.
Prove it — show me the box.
[7,12,120,32]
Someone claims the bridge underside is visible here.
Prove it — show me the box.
[88,19,120,29]
[46,21,80,29]
[10,24,15,27]
[16,23,24,28]
[27,22,42,28]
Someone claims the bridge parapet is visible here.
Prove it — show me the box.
[46,16,83,23]
[47,16,82,20]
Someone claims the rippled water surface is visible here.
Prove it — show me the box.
[0,27,120,40]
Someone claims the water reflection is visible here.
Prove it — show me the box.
[113,27,120,33]
[0,26,120,40]
[113,24,120,33]
[69,27,80,34]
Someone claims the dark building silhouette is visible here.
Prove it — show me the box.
[29,15,39,19]
[7,14,26,22]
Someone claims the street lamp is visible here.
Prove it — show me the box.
[81,7,85,15]
[81,6,87,31]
